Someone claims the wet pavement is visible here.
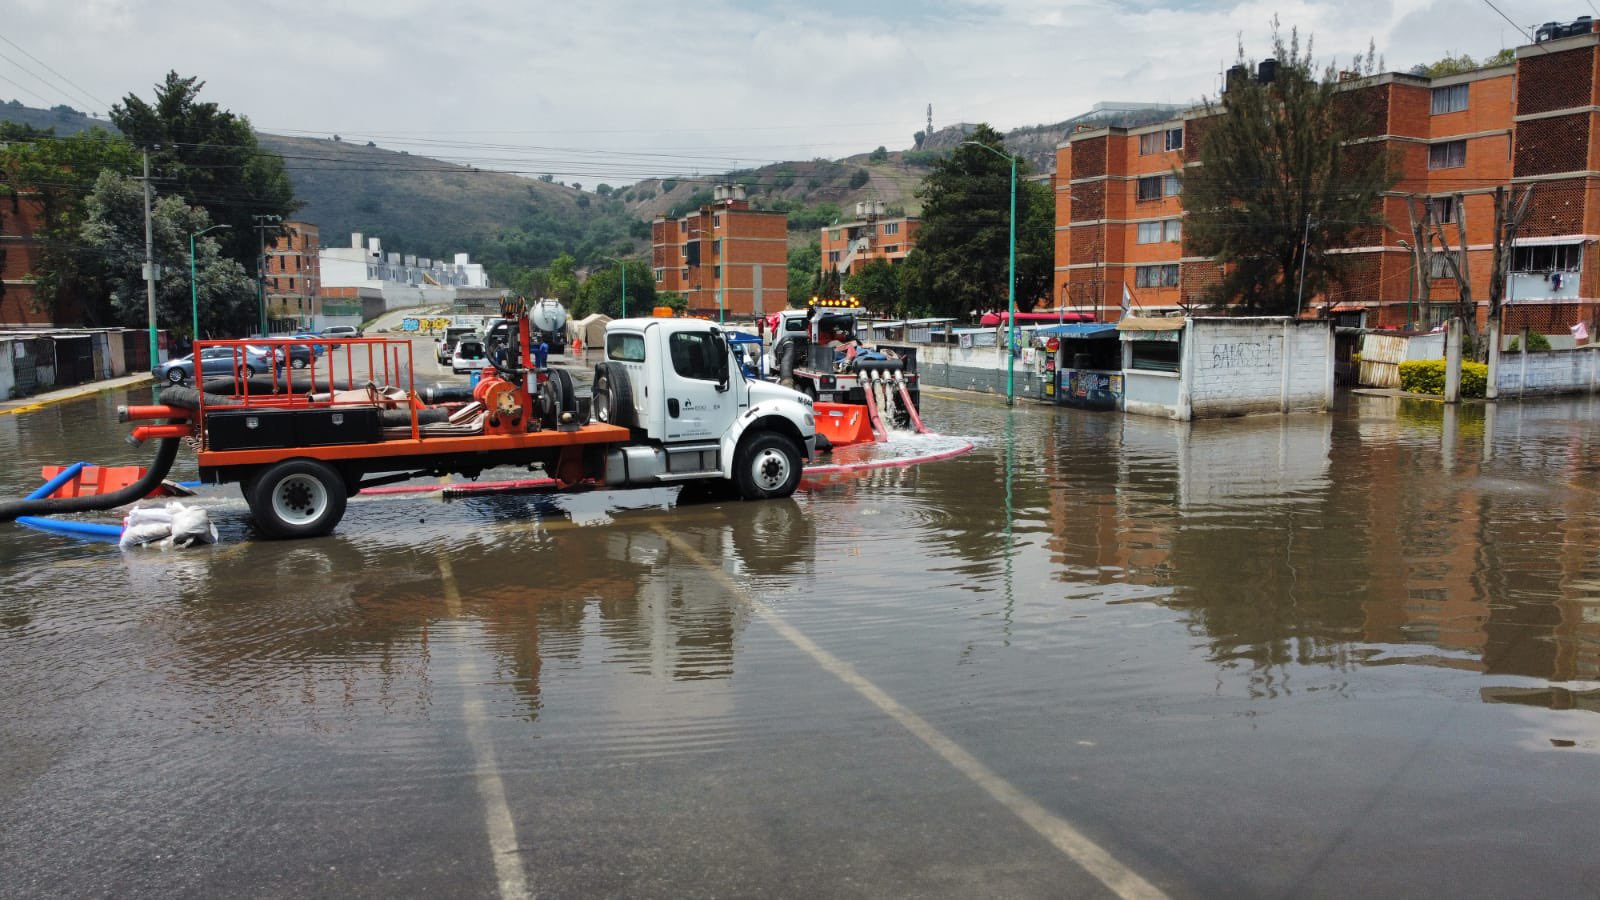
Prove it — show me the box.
[4,385,1600,897]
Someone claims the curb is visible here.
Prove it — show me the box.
[0,374,155,417]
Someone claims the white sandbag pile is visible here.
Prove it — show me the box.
[120,502,219,550]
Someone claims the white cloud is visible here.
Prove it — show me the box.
[2,0,1582,183]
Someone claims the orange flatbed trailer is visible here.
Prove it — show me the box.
[194,422,632,468]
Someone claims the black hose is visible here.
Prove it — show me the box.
[201,375,357,396]
[420,383,474,404]
[0,422,183,523]
[160,385,239,411]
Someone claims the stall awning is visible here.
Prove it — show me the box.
[1115,316,1186,332]
[1034,323,1118,339]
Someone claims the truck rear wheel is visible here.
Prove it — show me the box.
[247,458,348,539]
[735,432,801,500]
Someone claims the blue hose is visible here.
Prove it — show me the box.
[16,461,125,542]
[16,516,124,540]
[27,461,89,500]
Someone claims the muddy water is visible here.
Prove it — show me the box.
[3,389,1600,896]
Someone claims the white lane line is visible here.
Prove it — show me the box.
[655,526,1169,900]
[439,556,531,900]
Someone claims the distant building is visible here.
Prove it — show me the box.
[318,232,491,327]
[1055,21,1600,334]
[0,190,48,326]
[263,221,321,333]
[652,185,788,318]
[820,201,920,276]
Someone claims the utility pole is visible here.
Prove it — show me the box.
[1295,213,1314,316]
[141,149,158,371]
[252,214,283,335]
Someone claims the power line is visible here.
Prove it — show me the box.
[0,70,54,108]
[1478,0,1533,43]
[0,31,110,112]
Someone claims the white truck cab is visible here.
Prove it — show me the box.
[592,317,816,499]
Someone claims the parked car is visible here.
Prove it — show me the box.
[451,337,488,374]
[437,325,477,365]
[245,343,315,370]
[161,346,269,384]
[320,325,362,347]
[290,333,328,355]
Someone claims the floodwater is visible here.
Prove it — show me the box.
[4,386,1600,897]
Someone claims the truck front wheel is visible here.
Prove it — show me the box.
[735,432,801,500]
[248,458,348,539]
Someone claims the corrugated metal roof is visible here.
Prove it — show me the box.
[1034,323,1118,338]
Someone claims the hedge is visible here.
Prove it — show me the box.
[1399,359,1487,398]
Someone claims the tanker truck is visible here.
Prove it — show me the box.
[529,298,568,354]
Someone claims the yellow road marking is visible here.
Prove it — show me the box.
[654,525,1169,900]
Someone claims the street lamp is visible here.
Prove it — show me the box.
[252,214,283,336]
[962,140,1018,406]
[189,224,232,341]
[1398,239,1416,331]
[601,255,628,318]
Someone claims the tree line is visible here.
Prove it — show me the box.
[1,72,296,337]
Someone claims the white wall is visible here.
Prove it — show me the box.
[1495,346,1600,396]
[1186,318,1332,418]
[0,339,14,400]
[1123,370,1181,418]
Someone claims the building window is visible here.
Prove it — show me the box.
[1134,219,1181,244]
[1511,243,1582,273]
[1429,196,1456,224]
[1130,339,1182,372]
[830,229,840,241]
[654,268,664,283]
[882,245,899,254]
[713,239,721,258]
[828,251,841,264]
[1429,140,1466,169]
[1165,174,1180,196]
[1431,84,1469,115]
[1428,254,1455,279]
[714,265,721,279]
[1139,132,1161,155]
[884,222,900,235]
[1137,176,1163,200]
[1135,264,1180,288]
[1165,127,1184,151]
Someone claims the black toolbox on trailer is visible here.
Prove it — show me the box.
[207,409,298,451]
[207,406,384,450]
[292,407,383,446]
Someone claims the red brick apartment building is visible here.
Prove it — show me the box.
[1,192,51,325]
[1056,21,1600,332]
[819,201,921,276]
[652,185,788,319]
[263,221,321,330]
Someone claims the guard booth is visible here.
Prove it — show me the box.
[1036,323,1122,409]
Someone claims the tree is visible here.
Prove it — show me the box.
[1182,30,1396,314]
[546,252,579,303]
[787,239,820,305]
[1411,48,1514,77]
[79,171,257,336]
[869,146,889,162]
[595,183,613,197]
[576,260,656,318]
[0,123,141,321]
[109,72,298,271]
[849,168,871,189]
[912,123,1054,318]
[843,259,900,312]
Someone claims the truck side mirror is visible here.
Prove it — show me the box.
[712,331,731,391]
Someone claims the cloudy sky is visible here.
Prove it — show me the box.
[5,0,1585,183]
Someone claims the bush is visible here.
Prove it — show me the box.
[1399,359,1487,398]
[849,168,870,189]
[1506,332,1552,352]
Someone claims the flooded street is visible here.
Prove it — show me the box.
[4,388,1600,897]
